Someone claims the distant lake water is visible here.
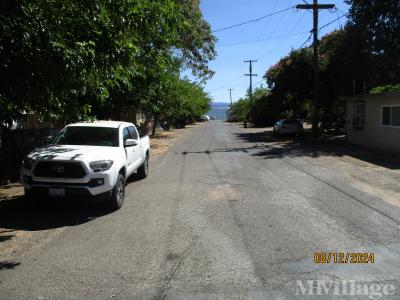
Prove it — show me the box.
[208,102,229,120]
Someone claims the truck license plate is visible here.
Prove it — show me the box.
[49,188,66,198]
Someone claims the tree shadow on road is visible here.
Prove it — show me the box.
[0,261,20,270]
[234,130,400,170]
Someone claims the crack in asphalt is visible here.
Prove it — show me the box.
[153,236,198,300]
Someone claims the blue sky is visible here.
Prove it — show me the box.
[200,0,350,103]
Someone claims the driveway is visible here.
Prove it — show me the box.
[1,121,400,299]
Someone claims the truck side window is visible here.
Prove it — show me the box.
[128,126,138,140]
[123,127,130,144]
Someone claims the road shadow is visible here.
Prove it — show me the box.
[0,261,20,270]
[0,177,141,232]
[0,174,142,233]
[235,130,400,170]
[0,195,113,232]
[181,129,400,170]
[0,234,14,242]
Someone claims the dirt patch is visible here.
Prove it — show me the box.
[316,155,400,207]
[0,183,23,201]
[208,184,239,201]
[0,185,32,258]
[0,224,64,259]
[150,124,199,156]
[0,183,24,255]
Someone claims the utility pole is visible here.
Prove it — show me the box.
[244,60,257,101]
[296,1,334,138]
[228,88,234,106]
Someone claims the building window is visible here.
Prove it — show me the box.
[381,105,400,127]
[354,101,365,116]
[352,101,365,129]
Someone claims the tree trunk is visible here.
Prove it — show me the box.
[151,115,159,136]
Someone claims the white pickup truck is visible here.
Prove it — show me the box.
[20,121,150,209]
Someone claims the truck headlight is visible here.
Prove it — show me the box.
[23,157,35,170]
[90,160,114,172]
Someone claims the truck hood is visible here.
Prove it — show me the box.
[28,145,120,162]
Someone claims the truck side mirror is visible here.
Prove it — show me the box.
[124,139,138,147]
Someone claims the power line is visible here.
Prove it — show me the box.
[256,10,308,60]
[249,0,280,58]
[253,1,312,60]
[258,7,346,58]
[207,74,245,92]
[231,87,249,96]
[335,8,342,29]
[253,78,265,88]
[218,31,309,47]
[208,82,249,94]
[298,33,313,48]
[336,7,348,15]
[212,6,295,33]
[319,12,349,31]
[253,1,295,58]
[294,13,349,50]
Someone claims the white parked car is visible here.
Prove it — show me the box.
[273,119,303,136]
[20,121,150,209]
[199,115,210,121]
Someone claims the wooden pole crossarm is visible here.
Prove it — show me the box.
[296,4,335,9]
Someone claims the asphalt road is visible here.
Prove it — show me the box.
[1,121,400,299]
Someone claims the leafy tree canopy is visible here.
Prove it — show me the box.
[345,0,400,85]
[0,0,216,126]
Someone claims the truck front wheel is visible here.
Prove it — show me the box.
[137,154,149,179]
[109,173,125,210]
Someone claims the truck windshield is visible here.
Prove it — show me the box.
[53,126,119,147]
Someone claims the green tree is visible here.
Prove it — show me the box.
[229,98,250,122]
[0,0,216,126]
[266,48,313,115]
[345,0,400,86]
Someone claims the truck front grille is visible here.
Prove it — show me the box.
[34,161,86,178]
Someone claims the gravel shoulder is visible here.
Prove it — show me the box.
[150,124,200,156]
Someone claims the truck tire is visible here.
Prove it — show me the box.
[109,173,125,210]
[137,154,149,179]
